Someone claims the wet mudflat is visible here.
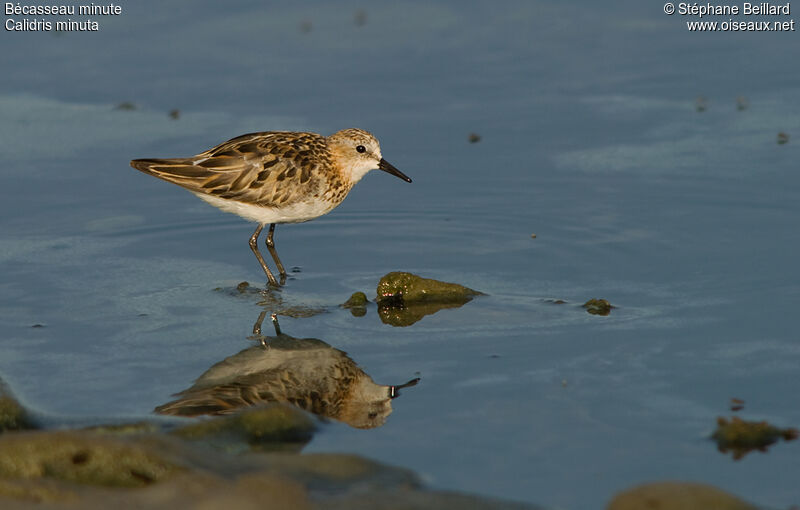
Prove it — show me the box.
[1,1,799,508]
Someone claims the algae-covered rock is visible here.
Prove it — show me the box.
[171,404,315,452]
[607,481,756,510]
[0,441,311,508]
[0,383,35,432]
[377,272,481,305]
[324,487,546,510]
[341,292,368,308]
[82,422,160,437]
[583,298,614,316]
[712,416,798,460]
[0,428,538,510]
[375,272,482,326]
[0,431,181,488]
[0,476,78,504]
[341,292,369,317]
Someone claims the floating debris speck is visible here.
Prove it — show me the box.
[736,96,748,111]
[777,132,789,145]
[114,101,136,111]
[468,133,481,144]
[168,109,180,120]
[695,96,707,112]
[354,9,367,26]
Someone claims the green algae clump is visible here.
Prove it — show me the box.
[377,272,481,306]
[0,431,181,488]
[376,272,483,327]
[341,292,368,308]
[583,298,615,316]
[0,396,35,433]
[608,481,757,510]
[341,291,368,317]
[712,416,798,460]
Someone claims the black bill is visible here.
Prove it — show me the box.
[388,377,421,399]
[378,158,412,183]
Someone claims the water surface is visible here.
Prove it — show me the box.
[1,2,799,508]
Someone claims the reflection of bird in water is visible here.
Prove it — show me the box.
[155,313,418,429]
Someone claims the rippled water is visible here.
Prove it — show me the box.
[1,1,799,508]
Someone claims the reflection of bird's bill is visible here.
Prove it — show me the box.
[378,158,412,183]
[389,377,420,399]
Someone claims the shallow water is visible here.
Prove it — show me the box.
[2,1,799,508]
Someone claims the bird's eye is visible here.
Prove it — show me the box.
[356,145,366,153]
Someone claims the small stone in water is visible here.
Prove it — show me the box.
[695,96,707,112]
[354,9,367,26]
[583,298,614,316]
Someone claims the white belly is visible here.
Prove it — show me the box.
[193,193,338,224]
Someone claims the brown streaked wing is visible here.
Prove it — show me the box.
[131,131,331,206]
[154,382,264,417]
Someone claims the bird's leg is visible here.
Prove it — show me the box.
[249,224,279,287]
[250,310,268,347]
[252,310,267,336]
[265,223,287,284]
[270,313,281,335]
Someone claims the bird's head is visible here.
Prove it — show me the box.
[327,128,412,185]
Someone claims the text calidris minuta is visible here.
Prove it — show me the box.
[131,129,411,286]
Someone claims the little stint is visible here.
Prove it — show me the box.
[131,128,411,285]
